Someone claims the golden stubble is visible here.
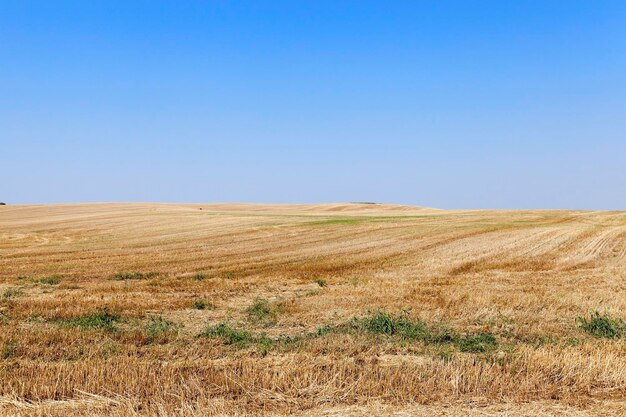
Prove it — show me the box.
[1,203,626,416]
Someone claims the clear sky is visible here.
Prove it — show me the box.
[2,1,625,209]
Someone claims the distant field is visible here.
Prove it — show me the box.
[1,203,626,416]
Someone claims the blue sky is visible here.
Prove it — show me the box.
[2,1,625,209]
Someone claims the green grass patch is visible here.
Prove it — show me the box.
[359,311,429,341]
[314,324,334,337]
[1,342,17,359]
[201,323,278,355]
[201,310,502,355]
[63,307,121,331]
[306,217,363,226]
[112,272,158,280]
[192,299,212,310]
[457,332,498,352]
[314,278,327,287]
[145,316,179,343]
[577,310,626,338]
[357,311,497,351]
[2,287,23,300]
[202,323,255,345]
[35,276,62,285]
[246,299,281,324]
[305,215,431,227]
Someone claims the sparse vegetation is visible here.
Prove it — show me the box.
[199,311,500,355]
[2,287,23,300]
[144,316,178,343]
[307,217,362,226]
[63,307,121,331]
[577,311,626,338]
[1,203,626,416]
[314,278,327,287]
[34,276,62,285]
[357,311,497,351]
[202,323,254,345]
[246,299,282,324]
[201,322,277,355]
[192,299,212,310]
[1,341,17,359]
[457,332,498,352]
[359,311,431,341]
[112,272,157,280]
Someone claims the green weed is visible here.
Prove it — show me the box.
[577,310,626,338]
[35,276,62,285]
[202,323,254,345]
[457,332,498,352]
[314,278,327,287]
[63,307,120,331]
[357,311,497,352]
[1,342,17,359]
[2,287,23,300]
[192,299,212,310]
[201,323,276,355]
[359,311,429,341]
[306,217,362,226]
[112,272,157,280]
[145,316,178,343]
[246,299,281,324]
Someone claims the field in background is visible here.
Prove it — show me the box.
[1,203,626,416]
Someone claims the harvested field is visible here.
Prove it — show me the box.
[1,203,626,416]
